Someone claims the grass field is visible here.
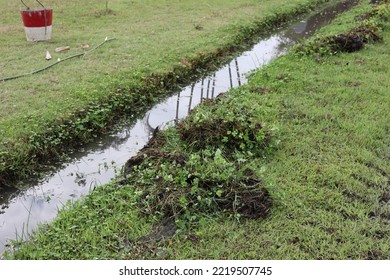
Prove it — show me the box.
[6,0,390,259]
[0,0,332,182]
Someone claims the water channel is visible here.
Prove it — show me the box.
[0,0,359,254]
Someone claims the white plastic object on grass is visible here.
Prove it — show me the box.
[45,50,52,60]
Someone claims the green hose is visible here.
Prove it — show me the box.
[0,37,116,82]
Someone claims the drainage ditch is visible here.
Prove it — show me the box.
[0,0,359,254]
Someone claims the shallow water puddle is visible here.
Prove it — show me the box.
[0,0,359,253]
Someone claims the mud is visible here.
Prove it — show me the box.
[122,127,168,178]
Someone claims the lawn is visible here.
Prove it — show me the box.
[0,0,334,182]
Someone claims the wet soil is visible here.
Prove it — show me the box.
[331,25,382,52]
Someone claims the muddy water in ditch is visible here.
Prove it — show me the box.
[0,0,358,253]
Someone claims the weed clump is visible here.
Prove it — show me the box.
[216,178,272,219]
[177,95,273,157]
[126,149,272,228]
[295,2,388,57]
[296,24,383,56]
[122,93,276,230]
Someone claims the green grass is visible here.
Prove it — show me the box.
[161,1,390,259]
[6,0,390,260]
[0,0,334,182]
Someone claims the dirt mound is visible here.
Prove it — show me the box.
[296,24,383,56]
[178,117,269,152]
[123,127,186,178]
[138,173,272,221]
[177,97,273,156]
[324,25,382,53]
[122,88,274,235]
[331,34,365,52]
[328,25,383,52]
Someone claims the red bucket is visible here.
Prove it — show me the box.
[21,8,53,41]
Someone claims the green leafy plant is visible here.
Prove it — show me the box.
[122,90,277,230]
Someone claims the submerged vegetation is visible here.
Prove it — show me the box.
[5,0,390,259]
